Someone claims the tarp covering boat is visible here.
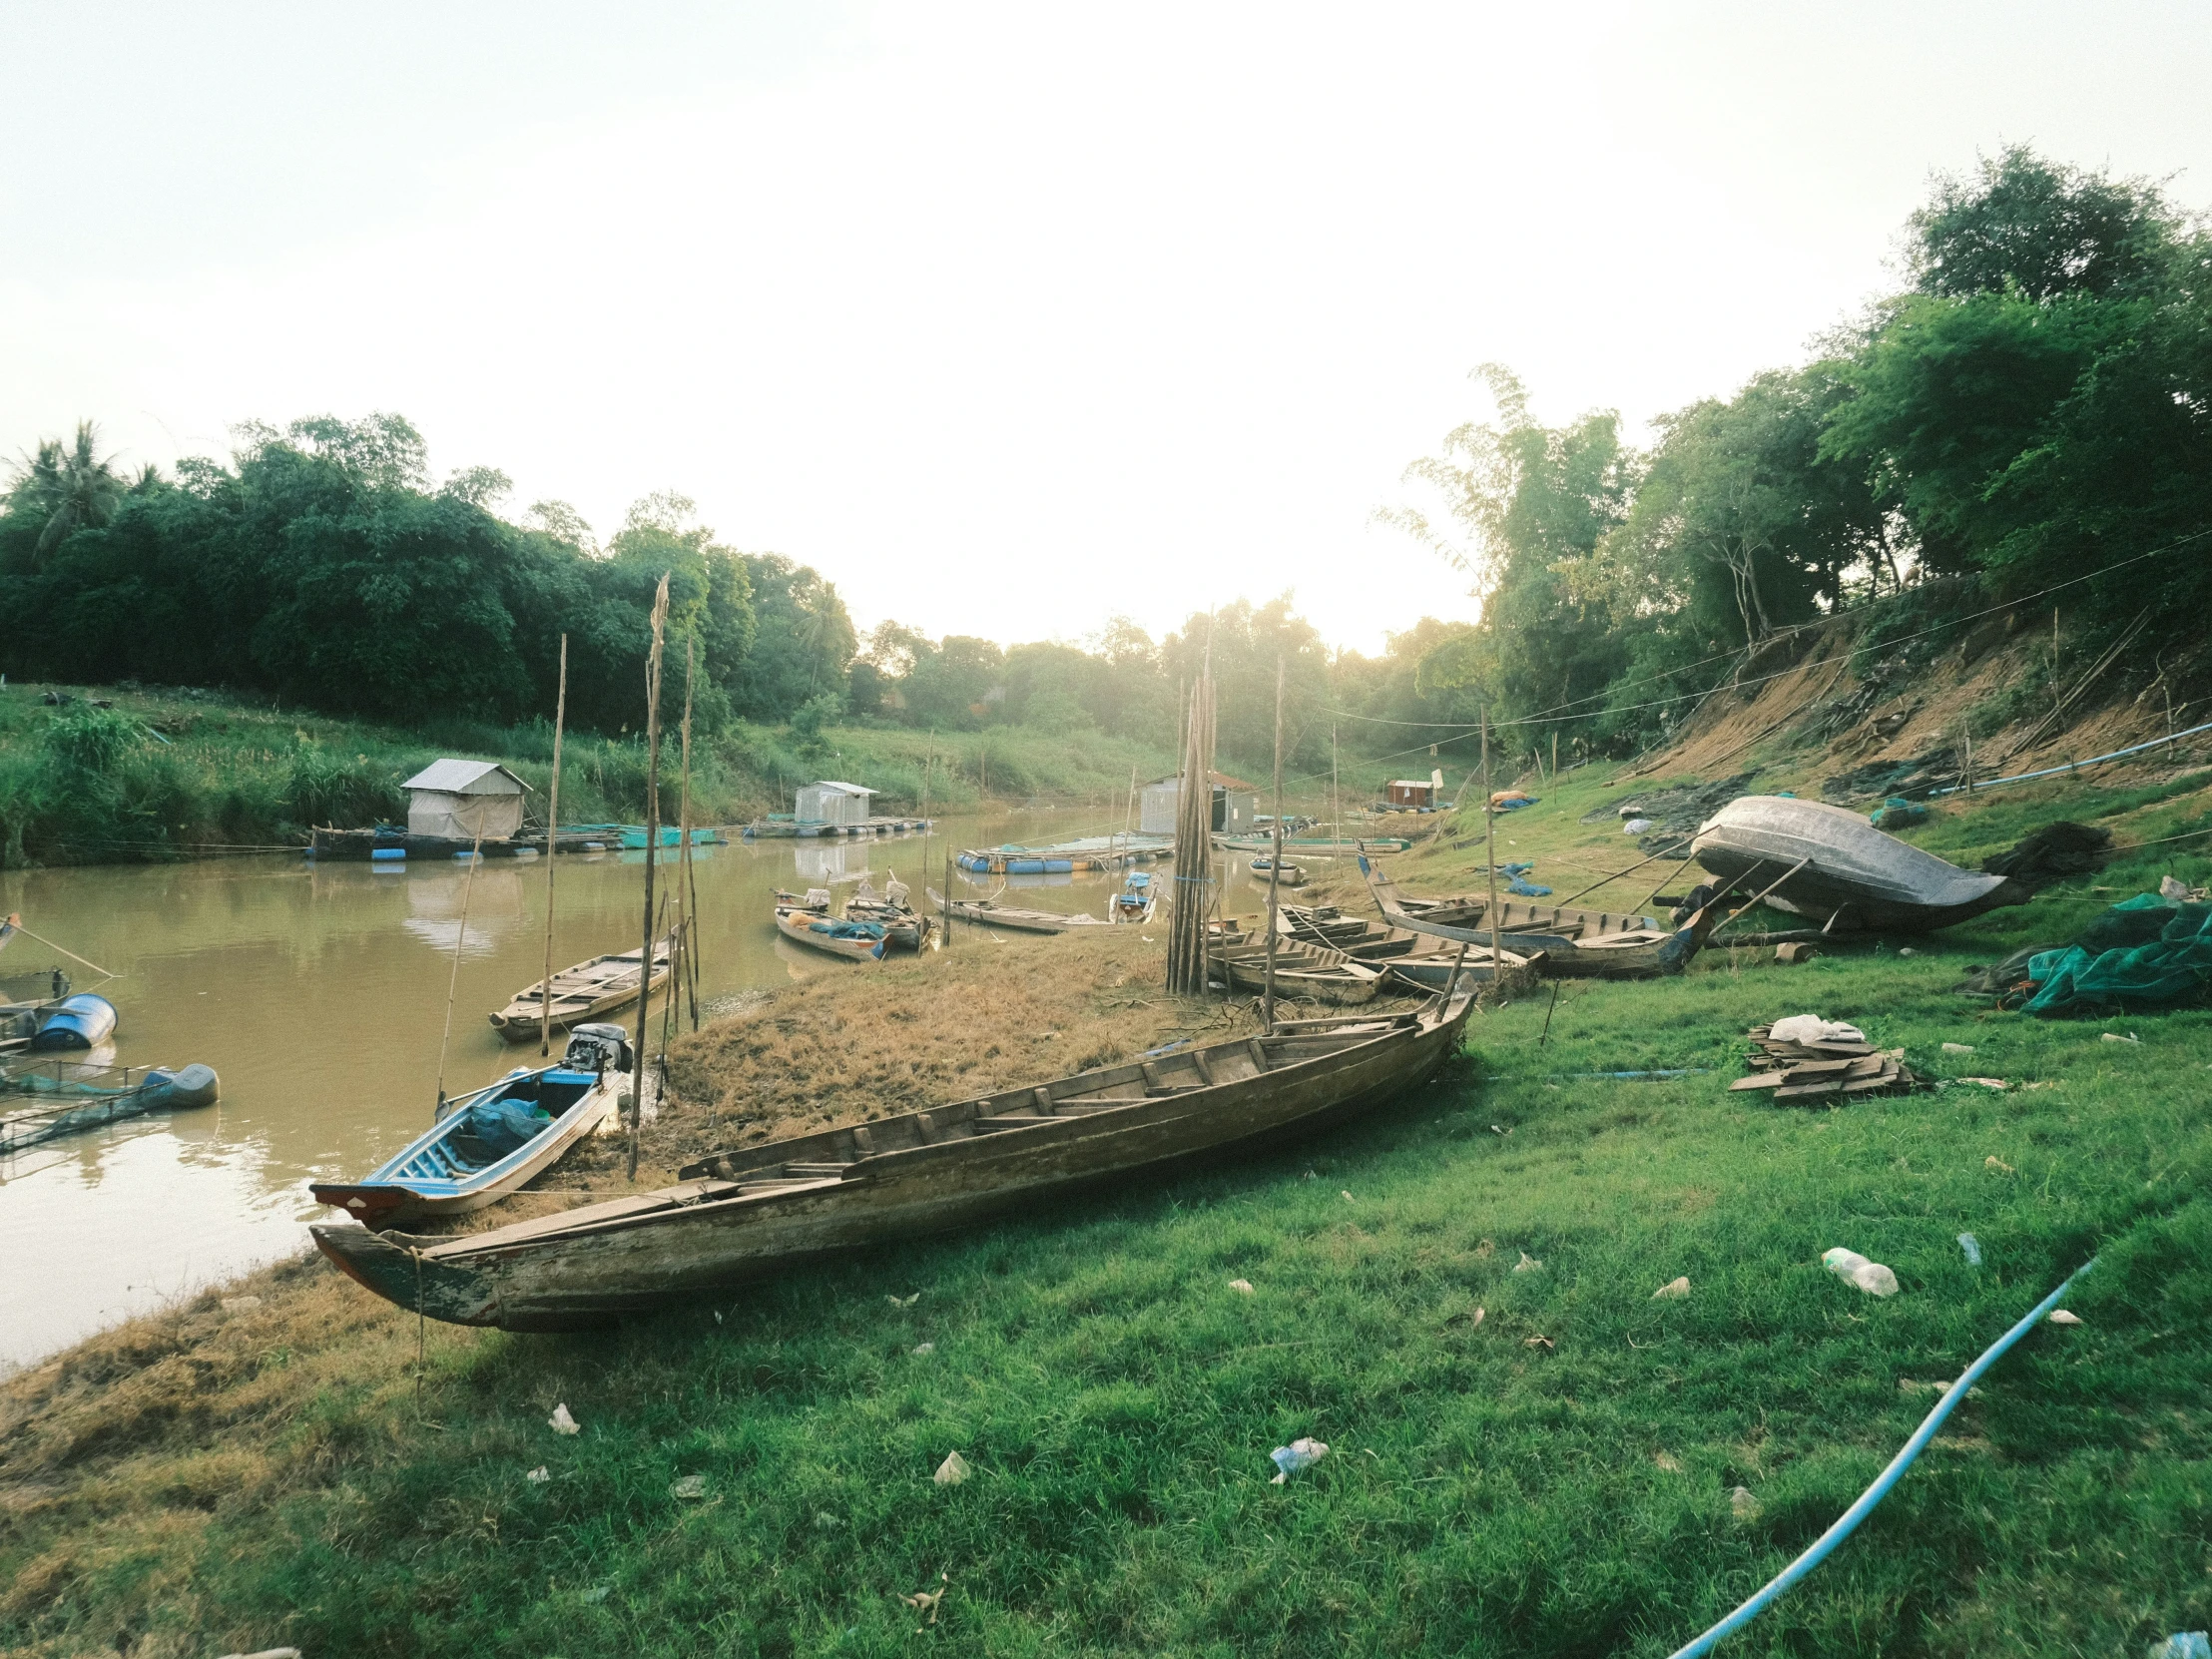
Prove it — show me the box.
[1691,795,2026,933]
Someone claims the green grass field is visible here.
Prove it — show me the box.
[5,755,2212,1655]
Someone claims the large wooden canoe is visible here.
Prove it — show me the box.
[843,876,934,950]
[309,1026,630,1229]
[489,943,673,1041]
[776,899,888,961]
[927,888,1110,935]
[1212,934,1385,1005]
[310,988,1476,1331]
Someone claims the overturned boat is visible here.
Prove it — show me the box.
[1690,796,2027,933]
[310,989,1475,1332]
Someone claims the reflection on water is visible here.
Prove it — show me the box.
[0,813,1285,1367]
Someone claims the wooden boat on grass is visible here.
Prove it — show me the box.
[1690,795,2027,933]
[1274,904,1536,990]
[309,1025,631,1229]
[1360,859,1712,980]
[489,942,672,1041]
[1251,856,1307,887]
[1215,833,1412,858]
[309,987,1476,1330]
[1212,934,1385,1005]
[927,888,1110,935]
[776,891,888,961]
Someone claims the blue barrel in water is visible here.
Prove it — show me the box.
[371,847,406,862]
[30,993,119,1051]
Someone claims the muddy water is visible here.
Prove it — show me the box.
[0,812,1288,1368]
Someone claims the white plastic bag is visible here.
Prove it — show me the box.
[1269,1437,1329,1483]
[1823,1247,1900,1297]
[1771,1015,1867,1045]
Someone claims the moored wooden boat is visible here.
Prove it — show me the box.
[1251,856,1307,887]
[309,987,1476,1330]
[1690,795,2027,932]
[776,894,889,960]
[488,942,673,1041]
[309,1025,631,1229]
[1215,833,1412,857]
[1360,859,1710,980]
[1111,870,1158,923]
[927,888,1110,935]
[844,874,933,950]
[1212,934,1385,1005]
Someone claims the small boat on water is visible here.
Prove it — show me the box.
[1213,933,1386,1004]
[1111,870,1157,923]
[488,942,673,1041]
[927,888,1111,935]
[1690,795,2027,933]
[310,987,1476,1331]
[1251,856,1307,887]
[844,874,933,950]
[1,1063,220,1155]
[309,1025,631,1229]
[776,891,889,960]
[1215,833,1412,858]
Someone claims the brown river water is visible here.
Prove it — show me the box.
[0,810,1287,1368]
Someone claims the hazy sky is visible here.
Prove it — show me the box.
[5,3,2207,654]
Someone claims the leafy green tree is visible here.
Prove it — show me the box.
[732,555,855,720]
[1908,145,2180,301]
[5,420,129,564]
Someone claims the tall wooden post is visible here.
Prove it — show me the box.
[676,636,698,1031]
[629,575,670,1179]
[1482,706,1499,975]
[1263,657,1285,1030]
[540,634,568,1057]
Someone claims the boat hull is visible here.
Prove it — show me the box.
[775,907,887,960]
[312,998,1472,1331]
[488,947,673,1041]
[1690,796,2027,932]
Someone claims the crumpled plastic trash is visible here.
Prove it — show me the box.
[526,1465,551,1483]
[1623,818,1654,835]
[1730,1485,1762,1520]
[671,1473,709,1499]
[1824,1247,1900,1297]
[1941,1042,1975,1054]
[911,1343,935,1356]
[933,1451,970,1486]
[1652,1277,1690,1300]
[2047,1309,2084,1327]
[901,1572,950,1626]
[2160,874,2194,903]
[1270,1437,1329,1483]
[1957,1233,1982,1267]
[1229,1279,1255,1295]
[1986,1155,2015,1174]
[549,1402,580,1435]
[1770,1015,1867,1045]
[2150,1634,2211,1659]
[1513,1252,1542,1273]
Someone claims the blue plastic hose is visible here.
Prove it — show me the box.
[1666,1258,2096,1657]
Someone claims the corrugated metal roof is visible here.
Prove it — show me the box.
[400,759,531,795]
[810,780,875,796]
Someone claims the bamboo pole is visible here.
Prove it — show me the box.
[1263,658,1285,1030]
[433,801,490,1115]
[1482,707,1499,968]
[629,575,670,1180]
[540,634,568,1057]
[677,637,698,1032]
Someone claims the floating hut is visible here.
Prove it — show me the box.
[1139,772,1257,835]
[401,760,531,839]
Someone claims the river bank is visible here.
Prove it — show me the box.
[0,680,1180,868]
[5,762,2212,1654]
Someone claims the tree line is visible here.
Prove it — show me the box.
[1381,145,2212,759]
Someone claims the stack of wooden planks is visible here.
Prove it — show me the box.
[1730,1023,1925,1102]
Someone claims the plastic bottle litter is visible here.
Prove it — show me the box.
[2047,1309,2084,1327]
[1652,1277,1691,1300]
[1769,1015,1866,1045]
[1957,1233,1982,1267]
[1623,818,1654,835]
[911,1343,935,1356]
[672,1473,709,1499]
[1228,1279,1255,1295]
[549,1402,580,1435]
[2150,1634,2211,1659]
[1269,1437,1329,1483]
[1941,1042,1975,1054]
[1730,1485,1762,1520]
[1513,1252,1542,1273]
[1823,1247,1901,1297]
[933,1450,970,1486]
[2102,1031,2141,1044]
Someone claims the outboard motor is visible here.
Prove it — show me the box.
[564,1022,634,1075]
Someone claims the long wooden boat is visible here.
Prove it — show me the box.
[1215,833,1412,857]
[488,942,672,1041]
[309,988,1476,1331]
[1212,934,1385,1005]
[309,1026,631,1228]
[1250,857,1307,887]
[776,896,888,961]
[1690,795,2027,932]
[927,888,1110,935]
[1274,904,1535,989]
[1360,859,1711,980]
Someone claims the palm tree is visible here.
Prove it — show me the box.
[7,421,128,563]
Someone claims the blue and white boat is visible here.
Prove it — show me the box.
[310,1024,631,1229]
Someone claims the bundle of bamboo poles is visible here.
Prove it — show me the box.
[1165,667,1217,994]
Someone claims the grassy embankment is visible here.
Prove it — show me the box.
[0,681,1179,868]
[5,755,2212,1655]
